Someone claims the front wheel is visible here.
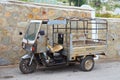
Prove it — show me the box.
[19,59,37,74]
[80,56,94,71]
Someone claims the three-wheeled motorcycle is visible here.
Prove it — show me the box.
[19,17,108,74]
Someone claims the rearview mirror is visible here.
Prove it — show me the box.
[39,30,45,36]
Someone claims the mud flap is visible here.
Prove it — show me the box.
[21,53,32,59]
[21,53,35,66]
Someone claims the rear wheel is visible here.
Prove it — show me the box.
[80,56,94,71]
[19,59,37,74]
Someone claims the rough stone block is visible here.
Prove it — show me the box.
[0,4,3,12]
[1,36,11,45]
[0,58,11,66]
[27,13,33,19]
[0,18,5,26]
[4,12,11,17]
[32,8,40,13]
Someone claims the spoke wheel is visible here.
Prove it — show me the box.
[19,59,37,74]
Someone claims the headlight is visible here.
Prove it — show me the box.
[22,43,33,52]
[22,42,26,49]
[23,43,26,49]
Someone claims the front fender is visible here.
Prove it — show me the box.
[21,53,32,59]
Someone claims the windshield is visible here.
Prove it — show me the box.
[24,22,40,41]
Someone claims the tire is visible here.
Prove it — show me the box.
[80,56,94,71]
[19,59,37,74]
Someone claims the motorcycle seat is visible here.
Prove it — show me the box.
[47,44,63,53]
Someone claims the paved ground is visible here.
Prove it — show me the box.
[0,58,120,80]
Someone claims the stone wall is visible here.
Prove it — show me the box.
[105,18,120,57]
[0,1,94,65]
[0,1,120,65]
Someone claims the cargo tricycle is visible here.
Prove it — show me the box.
[19,17,108,74]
